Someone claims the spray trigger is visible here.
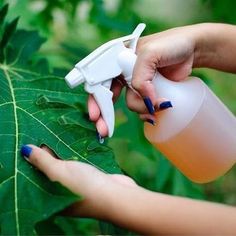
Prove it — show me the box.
[65,23,146,137]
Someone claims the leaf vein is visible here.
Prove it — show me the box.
[18,171,53,196]
[16,106,106,173]
[3,68,20,235]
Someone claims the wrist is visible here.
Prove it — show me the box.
[191,23,216,68]
[82,174,119,220]
[191,23,236,70]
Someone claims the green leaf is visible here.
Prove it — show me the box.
[58,111,95,131]
[0,6,120,235]
[0,17,19,47]
[155,156,172,191]
[54,217,100,235]
[0,16,19,62]
[99,221,135,235]
[0,4,8,26]
[172,169,204,199]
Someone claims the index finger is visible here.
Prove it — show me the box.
[132,44,158,106]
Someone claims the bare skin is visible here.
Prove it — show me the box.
[88,23,236,137]
[23,23,236,234]
[24,145,236,235]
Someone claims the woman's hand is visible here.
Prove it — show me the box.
[21,144,236,235]
[88,23,236,138]
[20,145,136,219]
[88,25,199,137]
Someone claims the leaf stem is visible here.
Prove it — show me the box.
[3,68,20,235]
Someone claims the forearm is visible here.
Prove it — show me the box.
[103,183,236,235]
[25,145,236,234]
[193,23,236,72]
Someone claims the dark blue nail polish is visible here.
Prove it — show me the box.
[159,101,173,110]
[143,97,155,114]
[96,131,104,144]
[146,119,156,126]
[21,145,32,159]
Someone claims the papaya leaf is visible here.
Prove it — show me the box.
[0,5,120,235]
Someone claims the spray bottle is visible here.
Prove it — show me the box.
[65,24,236,183]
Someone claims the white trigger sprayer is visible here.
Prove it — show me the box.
[65,23,146,138]
[65,23,236,183]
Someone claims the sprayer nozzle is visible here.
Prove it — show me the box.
[65,68,84,88]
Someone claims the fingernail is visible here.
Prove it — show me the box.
[96,130,105,144]
[146,119,156,126]
[159,101,173,110]
[21,145,32,159]
[143,97,155,114]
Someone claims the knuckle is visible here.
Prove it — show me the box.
[139,41,154,53]
[140,43,163,67]
[142,43,155,53]
[130,78,139,90]
[140,43,158,59]
[131,79,147,94]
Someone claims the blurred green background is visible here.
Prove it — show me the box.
[2,0,236,234]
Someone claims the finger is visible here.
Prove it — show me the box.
[96,116,108,138]
[139,113,156,122]
[20,144,103,194]
[111,76,126,103]
[20,144,64,182]
[40,144,58,157]
[88,95,100,121]
[132,43,159,103]
[126,88,148,114]
[88,77,125,131]
[126,88,172,114]
[136,34,159,53]
[20,145,115,218]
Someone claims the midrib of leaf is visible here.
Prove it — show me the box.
[0,10,120,233]
[1,62,106,235]
[2,65,101,236]
[3,67,20,235]
[2,64,107,235]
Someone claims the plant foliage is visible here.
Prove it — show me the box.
[0,4,120,235]
[1,0,236,235]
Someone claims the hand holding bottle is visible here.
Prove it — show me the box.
[88,23,236,138]
[88,25,197,137]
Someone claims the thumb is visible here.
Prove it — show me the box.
[20,144,63,182]
[20,145,107,196]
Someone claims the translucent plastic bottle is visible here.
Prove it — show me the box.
[144,72,236,183]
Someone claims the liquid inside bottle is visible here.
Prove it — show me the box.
[144,75,236,183]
